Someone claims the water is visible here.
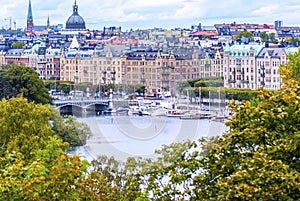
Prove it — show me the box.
[76,115,228,161]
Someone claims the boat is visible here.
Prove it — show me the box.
[166,109,186,117]
[128,106,151,116]
[180,111,216,120]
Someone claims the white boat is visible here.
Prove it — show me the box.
[150,108,167,116]
[166,109,186,117]
[128,106,150,116]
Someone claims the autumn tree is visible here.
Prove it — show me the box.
[0,97,117,200]
[139,52,300,199]
[0,97,54,160]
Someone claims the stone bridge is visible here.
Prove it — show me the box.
[52,98,130,116]
[52,98,111,116]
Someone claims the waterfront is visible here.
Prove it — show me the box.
[76,115,228,161]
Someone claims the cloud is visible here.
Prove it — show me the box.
[0,0,300,30]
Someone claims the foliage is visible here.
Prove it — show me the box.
[235,31,254,41]
[0,97,115,200]
[0,136,108,200]
[260,31,276,42]
[280,48,300,82]
[90,155,146,200]
[134,84,146,95]
[3,64,51,104]
[51,111,92,146]
[182,87,259,100]
[11,41,25,49]
[0,97,54,160]
[180,77,223,92]
[132,65,300,199]
[0,73,17,99]
[194,77,224,87]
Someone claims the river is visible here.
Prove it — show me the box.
[75,115,228,161]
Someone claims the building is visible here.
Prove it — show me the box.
[26,0,34,32]
[223,42,265,89]
[60,36,124,87]
[223,42,299,90]
[4,41,61,80]
[275,20,283,28]
[197,48,223,78]
[121,47,200,96]
[256,47,286,90]
[65,0,86,30]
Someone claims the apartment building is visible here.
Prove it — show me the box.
[60,44,124,86]
[223,43,265,89]
[121,47,196,96]
[223,42,298,90]
[4,41,60,80]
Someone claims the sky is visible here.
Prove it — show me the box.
[1,0,300,31]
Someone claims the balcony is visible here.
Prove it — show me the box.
[228,79,236,83]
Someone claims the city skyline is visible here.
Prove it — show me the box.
[1,0,300,31]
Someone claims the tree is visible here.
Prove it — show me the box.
[0,97,116,200]
[0,136,110,200]
[3,64,51,104]
[0,97,54,160]
[0,73,17,99]
[11,41,25,49]
[235,31,254,41]
[280,48,300,82]
[139,54,300,199]
[51,111,92,146]
[259,31,269,42]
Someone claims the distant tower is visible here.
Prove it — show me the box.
[47,15,50,28]
[27,0,34,31]
[275,20,283,29]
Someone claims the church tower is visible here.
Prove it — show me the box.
[27,0,34,31]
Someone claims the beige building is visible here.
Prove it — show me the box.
[121,47,224,96]
[197,49,223,78]
[60,44,124,87]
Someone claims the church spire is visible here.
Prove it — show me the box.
[73,0,78,14]
[27,0,34,31]
[47,15,50,28]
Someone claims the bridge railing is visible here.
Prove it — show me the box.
[52,97,110,108]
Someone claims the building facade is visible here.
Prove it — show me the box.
[223,43,264,89]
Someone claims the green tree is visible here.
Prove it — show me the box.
[11,41,25,49]
[3,64,51,104]
[51,111,92,146]
[269,32,276,42]
[0,97,54,160]
[0,97,116,200]
[134,84,146,95]
[259,31,269,42]
[235,31,254,41]
[280,48,300,82]
[0,73,17,99]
